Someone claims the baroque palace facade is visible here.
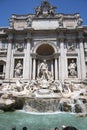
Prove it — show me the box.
[0,1,87,85]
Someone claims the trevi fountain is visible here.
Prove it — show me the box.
[0,59,87,114]
[0,1,87,130]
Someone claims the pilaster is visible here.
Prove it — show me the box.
[24,34,32,79]
[51,60,54,79]
[79,33,86,79]
[55,58,58,80]
[59,33,65,82]
[5,34,13,79]
[33,58,36,80]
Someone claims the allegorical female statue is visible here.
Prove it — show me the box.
[14,60,23,78]
[68,60,77,77]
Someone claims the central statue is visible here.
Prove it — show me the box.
[39,59,48,79]
[38,59,53,81]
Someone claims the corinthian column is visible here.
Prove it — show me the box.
[24,37,31,79]
[59,33,65,82]
[79,33,86,79]
[5,34,13,79]
[51,60,54,78]
[55,58,58,80]
[33,58,36,80]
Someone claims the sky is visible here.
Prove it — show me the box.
[0,0,87,27]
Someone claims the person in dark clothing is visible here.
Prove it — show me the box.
[22,126,27,130]
[63,126,78,130]
[54,127,59,130]
[12,127,16,130]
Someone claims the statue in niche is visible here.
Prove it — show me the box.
[38,59,53,80]
[14,60,23,78]
[68,60,77,77]
[39,59,48,80]
[15,43,24,52]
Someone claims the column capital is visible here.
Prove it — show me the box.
[7,33,13,43]
[78,32,83,37]
[58,32,65,42]
[26,38,31,43]
[79,39,83,43]
[25,33,32,41]
[59,39,65,43]
[78,32,84,42]
[54,53,59,58]
[7,38,14,43]
[31,53,37,59]
[8,33,13,39]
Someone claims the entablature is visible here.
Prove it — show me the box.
[31,53,60,60]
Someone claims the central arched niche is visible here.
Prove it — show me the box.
[35,43,56,79]
[36,44,54,56]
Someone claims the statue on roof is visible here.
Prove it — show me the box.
[35,0,56,17]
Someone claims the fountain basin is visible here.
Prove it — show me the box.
[0,111,87,130]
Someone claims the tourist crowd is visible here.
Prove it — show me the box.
[12,125,78,130]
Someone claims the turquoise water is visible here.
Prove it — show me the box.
[0,111,87,130]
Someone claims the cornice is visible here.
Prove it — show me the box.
[10,13,82,21]
[56,27,84,33]
[31,53,60,60]
[0,25,86,37]
[4,28,34,34]
[11,14,35,20]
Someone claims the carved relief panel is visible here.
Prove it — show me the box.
[15,43,24,52]
[67,40,76,52]
[13,40,25,53]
